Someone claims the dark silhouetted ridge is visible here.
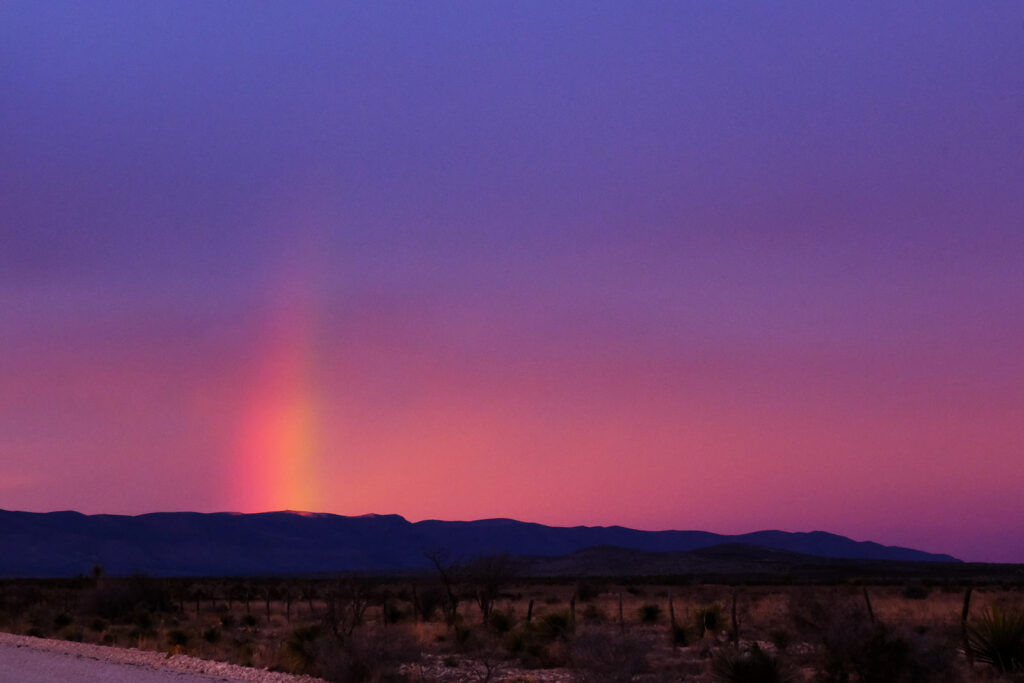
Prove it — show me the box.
[0,509,958,577]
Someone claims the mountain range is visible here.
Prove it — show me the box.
[0,509,959,577]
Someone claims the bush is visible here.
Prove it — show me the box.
[505,624,564,668]
[27,605,55,637]
[285,624,322,674]
[575,582,604,602]
[694,604,723,637]
[567,627,652,683]
[637,604,661,624]
[539,611,573,641]
[816,619,958,683]
[413,585,444,622]
[133,610,154,631]
[582,604,605,624]
[711,645,794,683]
[503,628,532,658]
[313,626,421,683]
[60,627,84,642]
[202,626,222,644]
[81,575,173,621]
[902,583,930,600]
[384,601,405,624]
[167,629,191,648]
[235,641,254,667]
[769,628,792,652]
[967,606,1024,672]
[453,622,476,651]
[488,609,514,633]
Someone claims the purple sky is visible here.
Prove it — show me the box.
[2,2,1024,562]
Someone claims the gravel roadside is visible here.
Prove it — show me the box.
[0,632,326,683]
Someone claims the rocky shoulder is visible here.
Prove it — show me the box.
[0,631,325,683]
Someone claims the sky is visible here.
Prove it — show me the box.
[2,2,1023,562]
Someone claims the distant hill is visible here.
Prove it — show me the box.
[517,542,1018,582]
[519,543,826,577]
[0,509,958,578]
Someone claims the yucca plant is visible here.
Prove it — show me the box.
[711,645,794,683]
[284,624,323,674]
[966,606,1024,672]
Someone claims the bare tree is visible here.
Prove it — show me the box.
[461,554,519,622]
[423,548,461,626]
[301,581,318,618]
[322,579,370,639]
[260,582,275,619]
[280,580,298,622]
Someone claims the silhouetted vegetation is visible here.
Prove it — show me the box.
[966,605,1024,672]
[712,645,794,683]
[0,567,1020,681]
[695,602,724,636]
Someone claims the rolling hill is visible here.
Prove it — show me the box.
[0,509,958,577]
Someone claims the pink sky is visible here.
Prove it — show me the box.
[3,2,1023,562]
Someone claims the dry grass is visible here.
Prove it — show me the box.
[1,578,1021,681]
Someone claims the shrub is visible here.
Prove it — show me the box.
[413,585,444,622]
[966,606,1024,672]
[384,600,405,624]
[285,624,322,674]
[787,590,836,639]
[539,611,573,641]
[81,574,173,620]
[575,582,604,602]
[488,609,514,633]
[453,622,476,650]
[816,620,958,683]
[902,583,930,600]
[27,605,55,636]
[313,626,421,683]
[133,610,154,631]
[202,626,222,644]
[505,625,556,668]
[567,627,652,683]
[582,604,605,624]
[711,645,794,683]
[503,628,531,657]
[638,604,661,624]
[671,625,688,647]
[88,617,108,633]
[769,628,792,652]
[694,604,723,637]
[167,629,191,648]
[235,641,254,667]
[60,627,84,642]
